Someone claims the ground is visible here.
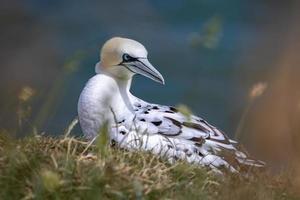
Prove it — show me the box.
[0,130,298,200]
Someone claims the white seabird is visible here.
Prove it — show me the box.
[78,37,264,173]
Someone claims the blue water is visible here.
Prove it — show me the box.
[13,0,271,136]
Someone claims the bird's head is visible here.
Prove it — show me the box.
[96,37,164,84]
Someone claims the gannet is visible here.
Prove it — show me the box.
[78,37,264,173]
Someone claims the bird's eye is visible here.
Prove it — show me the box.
[122,53,134,62]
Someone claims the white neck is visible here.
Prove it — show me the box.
[78,72,135,139]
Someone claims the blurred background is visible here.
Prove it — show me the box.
[1,0,300,169]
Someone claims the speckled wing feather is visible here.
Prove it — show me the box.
[110,97,265,173]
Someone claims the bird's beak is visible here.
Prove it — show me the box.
[125,58,165,85]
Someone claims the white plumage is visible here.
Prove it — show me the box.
[78,37,264,173]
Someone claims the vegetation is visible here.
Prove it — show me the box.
[0,128,299,200]
[2,2,300,200]
[2,80,299,200]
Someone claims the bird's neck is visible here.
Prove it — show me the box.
[78,72,136,139]
[93,72,135,115]
[113,75,135,114]
[100,70,133,96]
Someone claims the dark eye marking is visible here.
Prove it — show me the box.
[122,53,137,62]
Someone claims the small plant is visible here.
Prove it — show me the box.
[234,82,268,141]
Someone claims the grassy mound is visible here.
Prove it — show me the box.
[0,132,298,200]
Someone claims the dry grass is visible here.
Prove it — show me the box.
[0,130,298,200]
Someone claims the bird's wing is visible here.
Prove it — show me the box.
[110,97,265,173]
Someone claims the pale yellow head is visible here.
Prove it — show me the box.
[100,37,147,67]
[96,37,164,84]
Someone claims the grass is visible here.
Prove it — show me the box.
[0,130,299,200]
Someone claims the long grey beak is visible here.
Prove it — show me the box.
[125,58,165,84]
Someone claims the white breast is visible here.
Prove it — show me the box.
[78,74,134,139]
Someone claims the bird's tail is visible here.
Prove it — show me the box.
[214,140,266,174]
[233,146,266,173]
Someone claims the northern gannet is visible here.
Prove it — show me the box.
[78,37,264,173]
